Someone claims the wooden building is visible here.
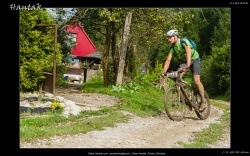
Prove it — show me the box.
[64,22,102,83]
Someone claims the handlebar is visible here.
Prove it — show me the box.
[163,68,190,78]
[163,71,178,78]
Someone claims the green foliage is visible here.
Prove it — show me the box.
[111,82,140,93]
[46,8,80,85]
[75,8,112,56]
[111,85,126,92]
[56,79,68,86]
[55,64,68,85]
[20,8,229,100]
[197,8,221,57]
[153,60,163,74]
[201,8,230,100]
[20,9,63,92]
[82,71,104,93]
[40,98,60,104]
[52,8,77,63]
[82,68,165,117]
[82,61,87,69]
[20,60,46,91]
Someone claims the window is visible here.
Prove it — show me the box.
[71,34,77,42]
[67,57,80,68]
[67,33,77,47]
[72,58,79,67]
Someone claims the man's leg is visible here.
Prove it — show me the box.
[193,74,206,111]
[191,57,206,111]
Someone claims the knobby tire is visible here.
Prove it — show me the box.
[194,90,210,120]
[164,87,185,121]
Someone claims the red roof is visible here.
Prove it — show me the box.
[66,23,97,57]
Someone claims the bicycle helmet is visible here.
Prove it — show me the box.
[166,29,178,37]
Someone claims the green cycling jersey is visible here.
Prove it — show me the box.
[169,38,199,61]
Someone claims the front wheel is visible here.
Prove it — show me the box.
[164,87,186,121]
[194,90,210,120]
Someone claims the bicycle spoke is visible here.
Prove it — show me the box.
[164,88,185,121]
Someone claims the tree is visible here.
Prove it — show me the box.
[75,8,130,86]
[116,12,132,85]
[52,8,77,64]
[20,9,62,92]
[202,8,230,99]
[197,8,221,57]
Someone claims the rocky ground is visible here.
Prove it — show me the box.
[20,83,230,149]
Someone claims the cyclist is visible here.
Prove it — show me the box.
[161,29,206,111]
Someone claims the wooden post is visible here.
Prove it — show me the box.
[36,24,57,95]
[83,58,88,82]
[115,12,132,85]
[53,25,57,95]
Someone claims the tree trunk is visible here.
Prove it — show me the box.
[102,24,112,86]
[115,12,132,85]
[111,22,119,84]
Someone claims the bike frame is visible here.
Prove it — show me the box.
[164,69,210,120]
[174,74,199,112]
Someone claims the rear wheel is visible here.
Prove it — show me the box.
[164,87,186,121]
[194,90,210,120]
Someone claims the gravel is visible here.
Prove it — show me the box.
[20,84,230,149]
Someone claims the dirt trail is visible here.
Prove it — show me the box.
[20,84,230,148]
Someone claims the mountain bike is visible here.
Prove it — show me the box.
[163,69,210,121]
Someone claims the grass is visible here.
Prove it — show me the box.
[20,108,130,142]
[20,76,166,142]
[20,75,230,148]
[82,77,166,117]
